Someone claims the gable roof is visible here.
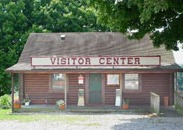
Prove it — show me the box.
[6,32,182,72]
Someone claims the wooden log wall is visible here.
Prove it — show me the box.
[104,75,120,105]
[24,73,174,106]
[24,74,64,104]
[67,74,85,105]
[123,73,174,105]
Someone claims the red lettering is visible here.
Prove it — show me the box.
[50,58,56,65]
[72,58,76,65]
[99,58,105,64]
[106,57,112,64]
[128,57,133,64]
[120,58,126,64]
[67,58,70,65]
[113,57,119,65]
[57,58,59,65]
[85,58,91,65]
[61,58,66,64]
[135,58,140,65]
[78,58,84,64]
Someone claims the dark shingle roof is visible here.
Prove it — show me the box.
[6,32,182,72]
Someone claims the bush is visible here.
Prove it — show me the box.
[0,94,11,109]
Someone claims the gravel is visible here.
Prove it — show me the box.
[0,112,183,130]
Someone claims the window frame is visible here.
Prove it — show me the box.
[106,74,120,86]
[123,74,141,92]
[50,73,67,92]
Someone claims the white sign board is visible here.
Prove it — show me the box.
[31,56,160,67]
[78,75,84,84]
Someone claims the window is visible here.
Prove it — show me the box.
[107,74,119,85]
[125,74,139,90]
[52,74,66,90]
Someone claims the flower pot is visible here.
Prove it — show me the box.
[14,103,21,109]
[163,97,169,107]
[122,104,129,110]
[59,104,65,110]
[25,102,30,106]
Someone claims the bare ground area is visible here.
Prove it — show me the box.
[0,108,183,130]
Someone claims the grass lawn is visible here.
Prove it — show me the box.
[0,109,87,123]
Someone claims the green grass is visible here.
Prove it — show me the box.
[175,104,183,115]
[0,109,87,123]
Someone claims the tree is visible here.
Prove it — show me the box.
[0,0,110,96]
[90,0,183,50]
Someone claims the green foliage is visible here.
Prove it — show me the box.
[175,104,183,115]
[177,72,183,91]
[0,0,110,96]
[90,0,183,50]
[0,94,11,109]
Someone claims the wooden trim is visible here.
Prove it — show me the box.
[7,69,182,74]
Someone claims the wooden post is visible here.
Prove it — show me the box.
[85,74,89,105]
[19,74,23,104]
[64,74,67,109]
[11,73,14,112]
[174,73,177,106]
[119,73,123,106]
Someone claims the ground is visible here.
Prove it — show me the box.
[0,107,183,130]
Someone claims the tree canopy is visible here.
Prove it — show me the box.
[91,0,183,50]
[0,0,110,96]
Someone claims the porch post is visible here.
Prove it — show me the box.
[119,73,123,106]
[64,74,67,109]
[174,73,177,105]
[11,73,14,112]
[19,74,24,104]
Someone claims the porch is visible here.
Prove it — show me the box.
[13,104,174,115]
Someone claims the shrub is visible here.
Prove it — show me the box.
[0,94,11,109]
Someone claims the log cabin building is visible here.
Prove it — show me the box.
[6,32,182,109]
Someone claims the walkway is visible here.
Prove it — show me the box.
[15,105,181,117]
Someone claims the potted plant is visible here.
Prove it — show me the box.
[122,99,129,110]
[23,94,31,106]
[14,99,21,109]
[56,100,65,110]
[23,98,31,106]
